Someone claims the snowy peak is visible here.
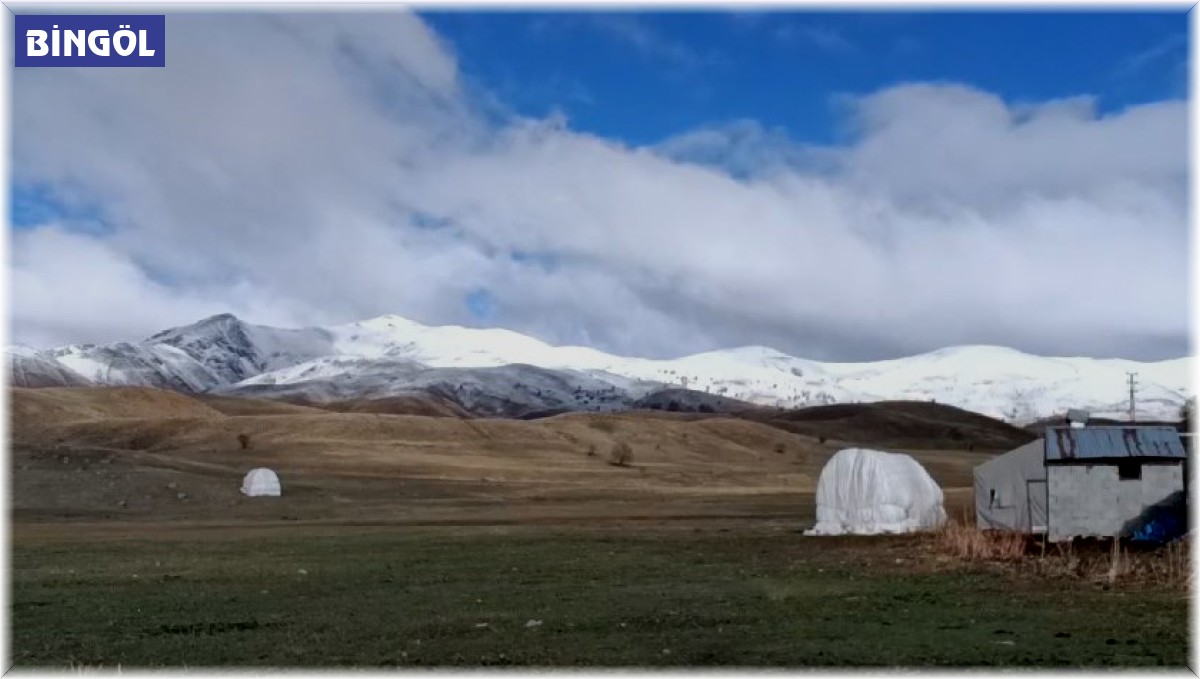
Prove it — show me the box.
[152,312,241,333]
[149,314,334,383]
[328,314,616,368]
[147,314,262,383]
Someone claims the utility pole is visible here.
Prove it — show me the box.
[1127,371,1138,423]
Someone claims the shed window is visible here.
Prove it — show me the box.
[1118,461,1142,481]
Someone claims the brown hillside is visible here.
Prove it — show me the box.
[194,394,326,416]
[321,394,473,418]
[722,400,1034,452]
[11,388,986,525]
[11,387,223,424]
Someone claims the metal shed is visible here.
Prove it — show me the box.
[974,425,1188,541]
[1044,426,1186,542]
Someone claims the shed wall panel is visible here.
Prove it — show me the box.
[1047,462,1183,541]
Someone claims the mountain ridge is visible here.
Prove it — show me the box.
[8,312,1191,423]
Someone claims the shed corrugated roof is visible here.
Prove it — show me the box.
[1044,426,1186,462]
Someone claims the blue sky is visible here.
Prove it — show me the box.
[10,12,1190,361]
[422,11,1188,147]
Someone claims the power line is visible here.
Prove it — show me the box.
[1126,371,1138,423]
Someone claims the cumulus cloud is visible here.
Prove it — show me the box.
[837,84,1187,212]
[11,12,1188,361]
[12,226,279,347]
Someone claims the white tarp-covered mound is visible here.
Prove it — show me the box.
[241,468,282,497]
[805,448,947,536]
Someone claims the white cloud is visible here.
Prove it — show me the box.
[838,84,1187,212]
[652,119,832,178]
[12,226,277,347]
[10,12,1189,361]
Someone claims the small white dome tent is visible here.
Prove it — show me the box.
[806,448,946,536]
[241,468,281,497]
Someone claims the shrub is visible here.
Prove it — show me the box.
[237,433,252,450]
[608,441,634,467]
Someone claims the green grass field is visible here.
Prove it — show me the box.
[11,527,1189,668]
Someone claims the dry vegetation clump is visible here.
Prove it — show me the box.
[608,441,633,467]
[935,520,1028,561]
[1142,538,1191,587]
[1031,538,1192,588]
[932,519,1191,589]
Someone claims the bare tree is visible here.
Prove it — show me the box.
[608,441,633,467]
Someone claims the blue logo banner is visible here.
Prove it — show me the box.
[15,15,165,67]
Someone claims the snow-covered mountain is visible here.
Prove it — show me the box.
[222,355,661,417]
[7,313,1191,423]
[147,313,334,383]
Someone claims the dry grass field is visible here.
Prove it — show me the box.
[11,386,994,524]
[8,386,1188,668]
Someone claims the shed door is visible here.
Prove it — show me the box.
[1025,479,1048,533]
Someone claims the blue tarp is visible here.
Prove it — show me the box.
[1123,491,1188,545]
